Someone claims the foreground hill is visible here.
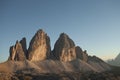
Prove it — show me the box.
[0,65,120,80]
[0,59,110,73]
[0,60,119,80]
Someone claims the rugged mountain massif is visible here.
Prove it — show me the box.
[0,29,120,80]
[8,29,90,63]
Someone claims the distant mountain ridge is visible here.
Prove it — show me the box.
[107,53,120,66]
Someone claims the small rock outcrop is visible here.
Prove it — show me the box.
[28,29,51,61]
[8,39,26,61]
[75,46,88,62]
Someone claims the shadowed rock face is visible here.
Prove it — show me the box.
[9,46,16,60]
[28,29,51,61]
[20,37,27,58]
[8,40,26,61]
[75,46,88,62]
[52,33,89,62]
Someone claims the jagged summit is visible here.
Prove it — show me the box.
[28,29,51,61]
[20,37,27,58]
[52,32,88,62]
[8,38,26,61]
[59,33,75,47]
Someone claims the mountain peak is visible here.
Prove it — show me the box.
[8,38,26,61]
[60,32,68,38]
[115,53,120,62]
[28,29,51,61]
[36,29,45,34]
[51,32,89,62]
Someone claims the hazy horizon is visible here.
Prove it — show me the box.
[0,0,120,62]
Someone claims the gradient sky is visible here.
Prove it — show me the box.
[0,0,120,62]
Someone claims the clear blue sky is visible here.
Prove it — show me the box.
[0,0,120,62]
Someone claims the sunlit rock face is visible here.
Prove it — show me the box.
[28,29,51,61]
[8,39,26,61]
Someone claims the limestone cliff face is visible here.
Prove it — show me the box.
[52,33,88,62]
[28,29,51,61]
[8,39,26,61]
[52,33,76,62]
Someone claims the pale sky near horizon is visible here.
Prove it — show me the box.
[0,0,120,62]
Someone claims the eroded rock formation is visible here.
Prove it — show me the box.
[52,33,75,62]
[52,33,89,62]
[8,39,26,61]
[28,29,51,61]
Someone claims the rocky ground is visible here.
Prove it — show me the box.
[0,61,119,80]
[0,66,120,80]
[0,71,120,80]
